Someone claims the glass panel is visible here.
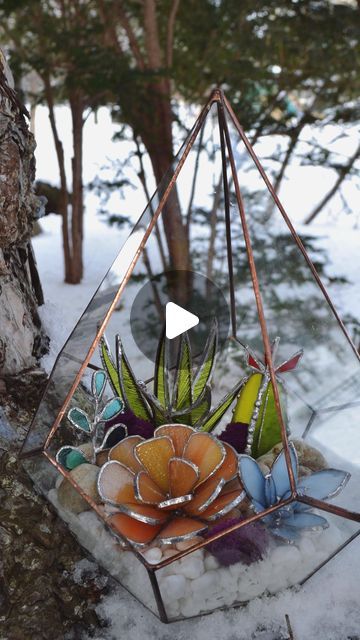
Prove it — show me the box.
[224,104,360,514]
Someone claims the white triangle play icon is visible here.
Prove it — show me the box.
[165,302,199,340]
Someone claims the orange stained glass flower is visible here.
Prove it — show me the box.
[97,424,246,547]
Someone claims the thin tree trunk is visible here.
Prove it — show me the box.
[304,144,360,224]
[69,91,84,284]
[0,50,48,374]
[43,74,72,282]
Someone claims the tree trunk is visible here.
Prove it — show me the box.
[69,91,84,284]
[139,83,190,273]
[0,50,48,374]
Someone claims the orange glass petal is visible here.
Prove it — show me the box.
[109,435,144,473]
[108,513,162,546]
[119,502,168,525]
[135,436,174,493]
[158,517,207,543]
[201,489,245,521]
[184,433,225,484]
[169,457,199,498]
[154,424,195,456]
[98,461,136,505]
[135,470,166,504]
[209,442,238,485]
[184,476,225,516]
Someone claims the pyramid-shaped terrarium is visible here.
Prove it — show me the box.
[21,90,360,622]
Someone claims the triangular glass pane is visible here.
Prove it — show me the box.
[223,101,360,520]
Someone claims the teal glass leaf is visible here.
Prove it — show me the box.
[99,397,124,421]
[92,370,107,400]
[68,407,91,432]
[56,446,88,470]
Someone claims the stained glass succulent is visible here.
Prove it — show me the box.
[56,370,126,470]
[97,424,246,547]
[238,442,350,542]
[225,338,303,458]
[100,322,245,432]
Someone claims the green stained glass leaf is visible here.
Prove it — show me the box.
[189,386,211,426]
[198,377,248,432]
[142,390,168,425]
[154,329,169,408]
[100,337,121,397]
[117,336,153,421]
[91,369,107,400]
[56,446,88,470]
[192,319,218,401]
[68,407,91,433]
[173,333,193,411]
[99,397,124,421]
[251,381,287,458]
[232,373,262,424]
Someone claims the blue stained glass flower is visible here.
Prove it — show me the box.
[238,442,350,542]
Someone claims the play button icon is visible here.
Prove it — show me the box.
[165,302,199,340]
[130,269,230,364]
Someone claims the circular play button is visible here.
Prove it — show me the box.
[130,270,230,364]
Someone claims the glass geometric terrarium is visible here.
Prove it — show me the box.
[20,89,360,623]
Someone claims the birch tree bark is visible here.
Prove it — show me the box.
[0,49,48,375]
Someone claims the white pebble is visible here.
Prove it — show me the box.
[179,556,205,579]
[204,554,220,570]
[159,574,187,603]
[191,570,218,598]
[143,547,162,564]
[180,596,203,617]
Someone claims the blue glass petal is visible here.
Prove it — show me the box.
[271,442,298,499]
[238,455,266,506]
[253,499,266,514]
[99,397,124,421]
[68,407,91,432]
[293,501,312,512]
[271,525,300,542]
[264,474,276,506]
[286,512,329,530]
[92,370,107,399]
[298,468,350,501]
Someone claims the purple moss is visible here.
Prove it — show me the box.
[218,422,249,454]
[106,410,155,439]
[204,517,269,567]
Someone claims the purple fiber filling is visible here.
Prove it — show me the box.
[106,410,155,439]
[205,517,269,567]
[218,422,249,454]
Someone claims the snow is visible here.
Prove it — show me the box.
[31,105,360,638]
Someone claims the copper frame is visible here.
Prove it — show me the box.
[20,89,360,623]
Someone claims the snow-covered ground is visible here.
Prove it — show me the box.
[31,105,360,639]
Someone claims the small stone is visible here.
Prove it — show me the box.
[176,536,203,551]
[191,569,218,598]
[159,574,187,603]
[78,442,95,460]
[178,555,205,579]
[143,547,162,564]
[180,596,203,618]
[162,547,178,559]
[257,439,327,474]
[204,554,220,570]
[57,464,101,514]
[299,464,312,477]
